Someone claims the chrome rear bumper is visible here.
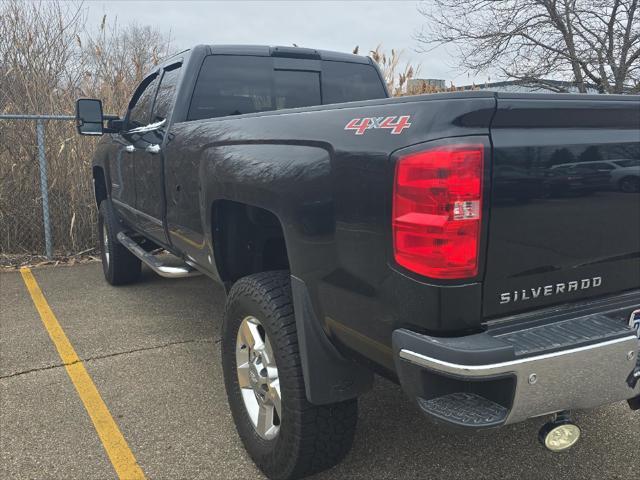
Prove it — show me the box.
[393,294,640,427]
[399,335,639,424]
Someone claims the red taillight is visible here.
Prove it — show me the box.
[392,144,484,279]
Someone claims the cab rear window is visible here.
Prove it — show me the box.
[187,55,385,121]
[321,60,387,104]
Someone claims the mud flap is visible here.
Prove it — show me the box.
[291,275,373,405]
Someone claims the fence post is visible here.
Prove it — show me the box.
[36,119,53,259]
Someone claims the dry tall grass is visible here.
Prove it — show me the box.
[0,0,171,260]
[357,45,476,95]
[0,3,464,263]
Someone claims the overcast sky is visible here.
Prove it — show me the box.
[84,0,493,85]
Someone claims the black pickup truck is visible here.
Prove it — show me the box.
[76,45,640,479]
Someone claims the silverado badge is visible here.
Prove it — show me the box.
[499,277,602,305]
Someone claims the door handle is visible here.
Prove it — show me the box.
[124,145,136,153]
[145,144,161,154]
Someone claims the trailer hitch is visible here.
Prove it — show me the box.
[539,411,581,452]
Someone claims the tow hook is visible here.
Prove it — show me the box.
[539,411,581,452]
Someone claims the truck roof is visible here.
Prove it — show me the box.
[197,44,373,64]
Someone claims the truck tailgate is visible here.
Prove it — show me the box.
[483,95,640,318]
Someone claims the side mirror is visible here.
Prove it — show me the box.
[76,98,104,136]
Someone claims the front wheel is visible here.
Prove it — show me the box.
[221,271,357,480]
[98,200,141,285]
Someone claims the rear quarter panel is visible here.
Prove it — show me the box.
[164,94,495,372]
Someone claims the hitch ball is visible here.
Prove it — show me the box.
[539,412,581,452]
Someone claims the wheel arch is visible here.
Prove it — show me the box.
[210,199,291,286]
[198,142,335,285]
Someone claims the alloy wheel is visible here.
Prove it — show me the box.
[236,315,281,440]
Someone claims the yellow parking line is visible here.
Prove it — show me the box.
[20,268,146,480]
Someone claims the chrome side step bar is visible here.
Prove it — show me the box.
[116,232,202,279]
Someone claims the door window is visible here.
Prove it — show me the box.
[128,74,160,128]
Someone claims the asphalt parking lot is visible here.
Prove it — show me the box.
[1,262,638,480]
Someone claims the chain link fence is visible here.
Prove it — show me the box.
[0,115,99,266]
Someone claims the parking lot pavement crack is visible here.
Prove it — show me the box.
[0,337,220,380]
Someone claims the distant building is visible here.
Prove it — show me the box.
[407,78,446,92]
[460,79,601,94]
[408,78,602,94]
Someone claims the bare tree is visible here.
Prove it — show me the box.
[416,0,640,93]
[81,17,172,114]
[0,0,85,114]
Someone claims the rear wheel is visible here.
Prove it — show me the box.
[98,200,141,285]
[221,271,357,480]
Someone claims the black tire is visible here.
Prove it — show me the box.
[98,200,141,285]
[222,271,357,480]
[619,176,640,193]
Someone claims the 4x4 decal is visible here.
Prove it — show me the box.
[344,115,412,135]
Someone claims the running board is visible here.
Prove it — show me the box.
[116,232,202,279]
